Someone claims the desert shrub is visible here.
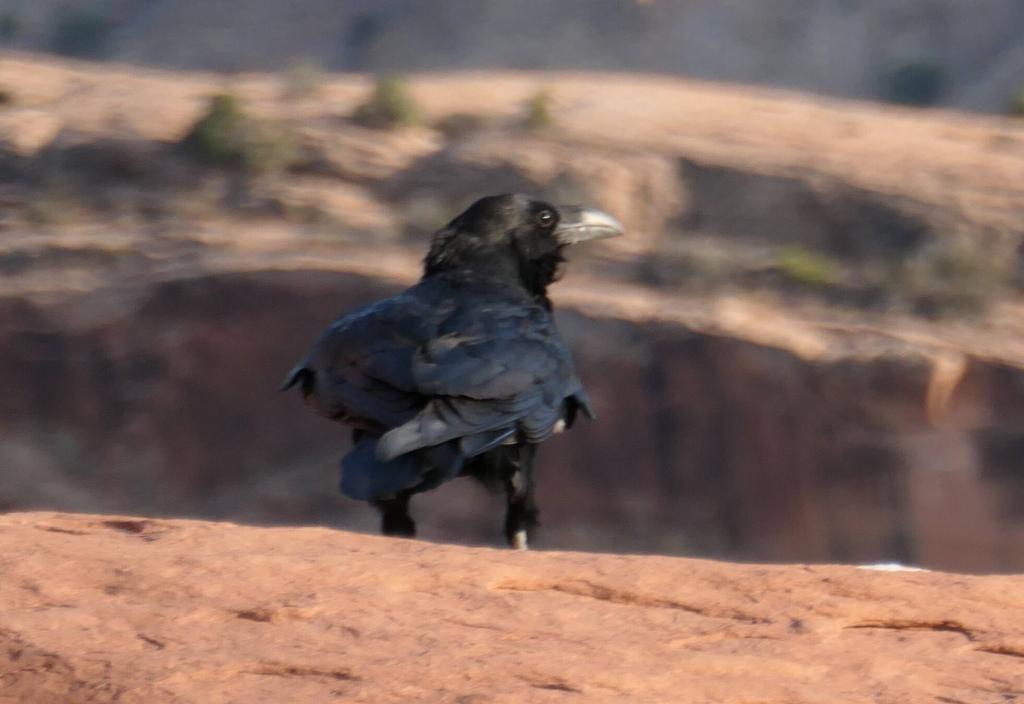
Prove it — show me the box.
[0,86,13,107]
[1008,88,1024,118]
[50,9,112,59]
[434,112,491,139]
[183,94,247,167]
[777,247,840,288]
[881,61,946,107]
[281,59,325,100]
[182,93,297,175]
[352,75,420,129]
[523,89,554,131]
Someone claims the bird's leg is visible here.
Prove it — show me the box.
[372,491,416,538]
[504,444,539,550]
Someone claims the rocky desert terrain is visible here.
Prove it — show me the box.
[2,511,1024,703]
[1,54,1024,571]
[2,50,1024,703]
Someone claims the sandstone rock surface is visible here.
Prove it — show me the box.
[1,512,1022,703]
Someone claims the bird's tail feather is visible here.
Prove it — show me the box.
[376,398,514,462]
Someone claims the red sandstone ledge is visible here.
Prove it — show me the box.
[1,511,1022,703]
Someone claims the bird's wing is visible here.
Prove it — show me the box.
[376,299,577,460]
[296,289,452,428]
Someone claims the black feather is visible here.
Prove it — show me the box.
[283,194,603,516]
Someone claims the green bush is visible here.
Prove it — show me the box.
[777,247,840,288]
[523,89,554,131]
[281,59,325,100]
[183,94,247,167]
[50,10,112,59]
[881,61,946,107]
[182,93,297,175]
[352,75,420,129]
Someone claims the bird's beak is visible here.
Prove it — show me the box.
[554,206,624,245]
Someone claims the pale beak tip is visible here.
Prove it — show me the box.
[554,206,625,245]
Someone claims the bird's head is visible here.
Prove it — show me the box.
[423,194,623,301]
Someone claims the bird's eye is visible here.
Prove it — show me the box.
[535,210,555,228]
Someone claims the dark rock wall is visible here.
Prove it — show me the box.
[2,269,1022,571]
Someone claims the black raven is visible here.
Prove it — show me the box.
[282,193,622,548]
